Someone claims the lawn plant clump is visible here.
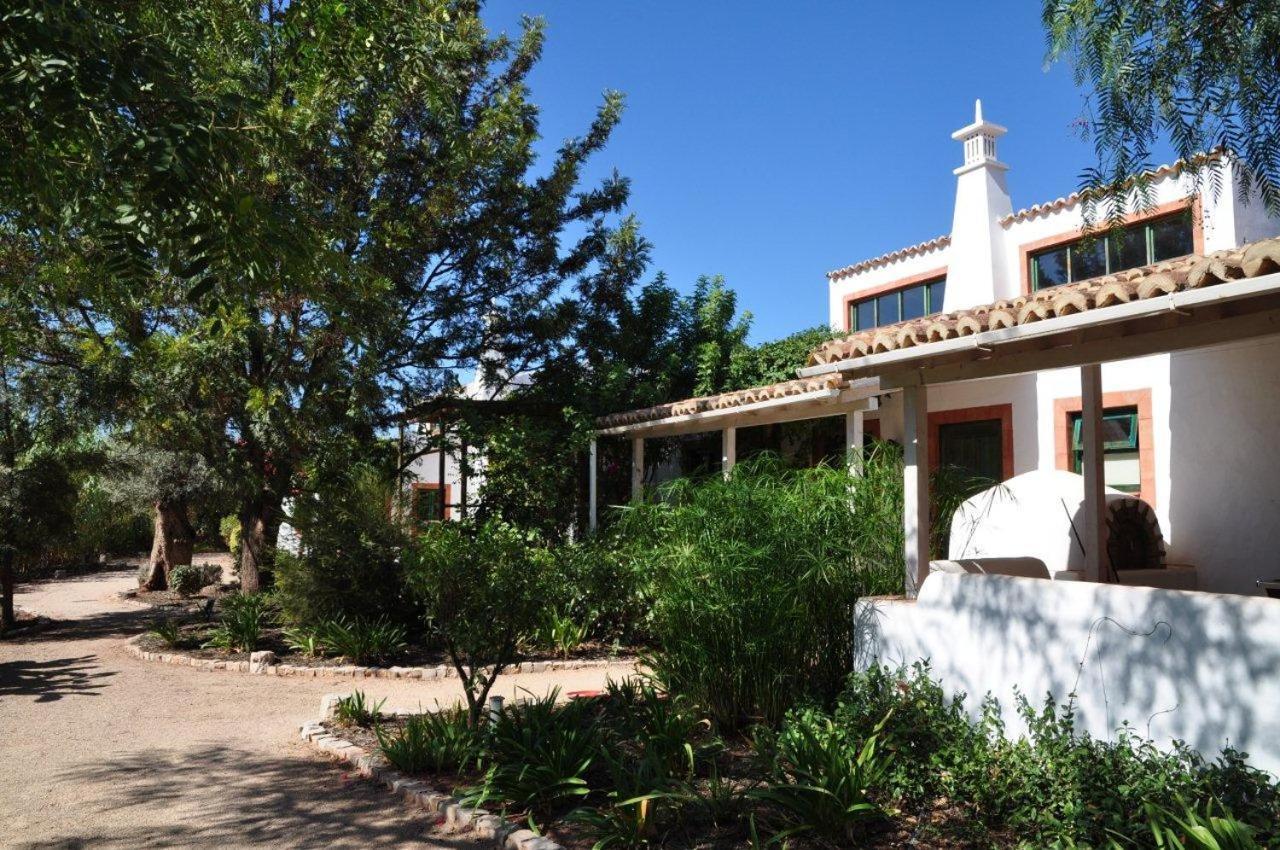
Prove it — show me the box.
[618,452,901,730]
[203,593,272,652]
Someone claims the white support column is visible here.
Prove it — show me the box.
[902,384,931,596]
[630,437,645,503]
[588,438,598,532]
[845,409,865,477]
[1080,364,1107,582]
[721,426,736,479]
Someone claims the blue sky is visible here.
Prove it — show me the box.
[482,2,1148,343]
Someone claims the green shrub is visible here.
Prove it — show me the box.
[198,562,223,587]
[462,690,599,828]
[315,615,407,665]
[273,464,416,627]
[751,708,888,844]
[282,624,324,658]
[376,705,482,775]
[168,564,203,596]
[404,519,558,724]
[830,666,1280,848]
[203,593,272,652]
[534,611,590,659]
[147,618,184,648]
[546,537,651,645]
[219,515,241,560]
[333,690,386,727]
[620,453,901,730]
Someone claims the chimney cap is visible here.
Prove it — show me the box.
[951,98,1007,141]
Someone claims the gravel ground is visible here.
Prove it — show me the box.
[0,563,634,849]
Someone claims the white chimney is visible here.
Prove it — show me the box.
[943,100,1014,311]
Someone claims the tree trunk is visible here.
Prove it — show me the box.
[238,491,283,594]
[141,500,196,591]
[1,548,15,632]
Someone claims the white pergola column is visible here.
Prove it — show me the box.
[721,426,736,479]
[902,384,931,596]
[845,408,864,477]
[630,436,645,502]
[1080,364,1107,582]
[588,438,598,532]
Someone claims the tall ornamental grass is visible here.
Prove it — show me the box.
[618,450,904,730]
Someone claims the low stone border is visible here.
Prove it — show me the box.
[301,695,561,850]
[125,634,633,681]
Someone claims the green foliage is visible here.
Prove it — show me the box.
[273,464,415,628]
[314,616,408,666]
[71,478,150,561]
[690,275,752,397]
[147,618,184,648]
[1140,798,1260,850]
[751,709,888,844]
[168,564,204,597]
[535,611,590,659]
[726,325,842,391]
[619,454,901,730]
[1043,0,1280,219]
[547,536,651,644]
[463,690,600,829]
[376,705,483,775]
[333,690,386,728]
[219,516,241,561]
[831,665,1280,848]
[281,625,325,659]
[203,593,272,653]
[404,520,559,724]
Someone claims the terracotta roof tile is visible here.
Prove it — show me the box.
[806,237,1280,367]
[825,235,950,282]
[596,374,846,429]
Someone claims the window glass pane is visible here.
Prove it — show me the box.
[1108,227,1148,271]
[901,285,926,321]
[1071,239,1107,281]
[876,292,900,325]
[1068,406,1141,492]
[1032,247,1069,289]
[412,487,442,526]
[927,279,946,313]
[854,299,876,331]
[1151,215,1194,261]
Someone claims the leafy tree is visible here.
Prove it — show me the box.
[0,359,80,631]
[1044,0,1280,219]
[690,275,752,396]
[726,325,841,391]
[2,1,629,590]
[99,443,218,590]
[404,519,558,725]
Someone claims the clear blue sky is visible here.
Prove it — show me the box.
[481,1,1150,344]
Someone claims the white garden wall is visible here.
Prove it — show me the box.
[854,572,1280,775]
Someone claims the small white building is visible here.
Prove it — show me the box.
[400,366,532,526]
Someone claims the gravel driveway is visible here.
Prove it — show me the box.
[0,566,630,849]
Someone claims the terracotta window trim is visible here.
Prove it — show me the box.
[927,403,1014,481]
[410,481,451,522]
[1053,389,1155,506]
[1017,198,1204,295]
[841,266,948,332]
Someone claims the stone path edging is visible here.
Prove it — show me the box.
[124,635,631,681]
[301,695,562,850]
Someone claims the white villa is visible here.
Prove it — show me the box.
[596,101,1280,598]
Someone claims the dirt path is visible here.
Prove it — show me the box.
[0,567,633,849]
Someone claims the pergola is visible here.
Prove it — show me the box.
[587,375,883,531]
[799,239,1280,594]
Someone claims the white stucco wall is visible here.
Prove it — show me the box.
[855,572,1280,775]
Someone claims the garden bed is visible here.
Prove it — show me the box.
[308,690,1009,850]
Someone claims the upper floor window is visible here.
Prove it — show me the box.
[1029,212,1194,291]
[848,277,946,332]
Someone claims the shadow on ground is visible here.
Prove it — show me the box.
[24,745,479,850]
[0,655,116,701]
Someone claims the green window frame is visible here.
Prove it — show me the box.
[848,277,946,332]
[1029,212,1194,291]
[1068,406,1141,493]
